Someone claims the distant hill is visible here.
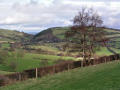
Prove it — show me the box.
[33,27,120,44]
[32,27,70,42]
[0,29,33,42]
[25,32,39,35]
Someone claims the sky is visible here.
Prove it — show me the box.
[0,0,120,33]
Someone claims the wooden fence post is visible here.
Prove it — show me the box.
[19,73,21,81]
[105,57,106,63]
[68,63,69,71]
[81,61,83,67]
[115,55,117,60]
[53,66,55,74]
[93,59,95,65]
[36,68,38,78]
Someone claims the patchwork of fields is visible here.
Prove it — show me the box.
[0,27,120,89]
[0,41,120,73]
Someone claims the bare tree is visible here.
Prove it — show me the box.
[65,8,108,61]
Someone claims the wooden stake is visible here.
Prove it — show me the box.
[19,73,21,81]
[36,68,38,78]
[53,66,55,74]
[68,64,69,71]
[81,61,83,67]
[105,58,106,63]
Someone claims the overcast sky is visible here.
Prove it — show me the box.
[0,0,120,33]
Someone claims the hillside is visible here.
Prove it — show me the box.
[32,27,69,42]
[0,29,33,42]
[1,60,120,90]
[33,27,120,44]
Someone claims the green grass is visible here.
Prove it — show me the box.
[0,65,12,72]
[0,47,117,72]
[34,27,120,41]
[52,27,70,39]
[96,47,113,56]
[0,53,74,72]
[1,43,10,49]
[104,28,120,33]
[111,38,120,41]
[0,46,116,72]
[30,45,59,52]
[96,47,120,56]
[0,29,32,42]
[0,70,13,75]
[30,44,120,57]
[107,34,120,38]
[1,60,120,90]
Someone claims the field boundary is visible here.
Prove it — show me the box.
[0,54,120,86]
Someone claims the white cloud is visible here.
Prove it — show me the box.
[0,13,29,24]
[0,0,120,33]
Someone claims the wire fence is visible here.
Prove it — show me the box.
[0,54,120,86]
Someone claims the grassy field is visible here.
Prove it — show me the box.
[30,43,120,56]
[0,53,74,72]
[52,27,70,39]
[0,29,32,42]
[96,47,120,56]
[0,70,13,75]
[29,45,59,53]
[0,44,119,72]
[1,43,10,49]
[1,60,120,90]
